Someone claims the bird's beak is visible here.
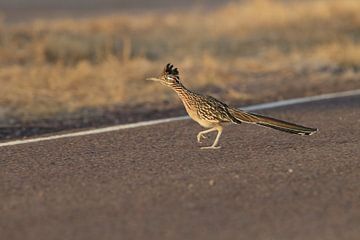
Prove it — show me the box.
[146,77,161,82]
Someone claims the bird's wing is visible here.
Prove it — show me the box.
[196,95,232,122]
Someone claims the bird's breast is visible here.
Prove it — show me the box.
[184,104,218,128]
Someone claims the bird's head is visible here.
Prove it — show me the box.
[147,63,182,87]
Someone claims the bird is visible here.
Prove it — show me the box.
[147,63,318,149]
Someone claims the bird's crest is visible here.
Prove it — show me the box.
[162,63,179,78]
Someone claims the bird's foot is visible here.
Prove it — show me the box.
[201,145,221,150]
[197,133,207,143]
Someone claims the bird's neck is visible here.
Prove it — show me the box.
[171,83,191,98]
[170,83,196,110]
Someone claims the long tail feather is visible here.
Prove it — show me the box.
[228,108,318,136]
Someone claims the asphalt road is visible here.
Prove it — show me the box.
[1,95,360,240]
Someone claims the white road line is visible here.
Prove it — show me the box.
[1,89,359,147]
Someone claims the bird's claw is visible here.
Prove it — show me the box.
[197,133,207,143]
[201,146,221,150]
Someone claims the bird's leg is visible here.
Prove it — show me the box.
[201,126,223,150]
[197,127,217,143]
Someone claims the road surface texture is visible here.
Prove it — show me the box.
[1,94,360,240]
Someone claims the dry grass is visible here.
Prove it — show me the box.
[0,0,360,123]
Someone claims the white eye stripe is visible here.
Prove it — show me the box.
[167,76,179,82]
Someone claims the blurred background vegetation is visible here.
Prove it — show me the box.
[0,0,359,138]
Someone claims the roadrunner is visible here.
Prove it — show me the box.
[147,63,318,149]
